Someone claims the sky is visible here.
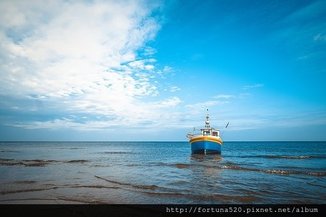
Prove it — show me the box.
[0,0,325,141]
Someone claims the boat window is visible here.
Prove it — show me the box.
[203,130,210,135]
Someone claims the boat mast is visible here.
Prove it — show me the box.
[205,109,210,129]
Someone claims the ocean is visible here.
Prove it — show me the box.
[0,141,325,204]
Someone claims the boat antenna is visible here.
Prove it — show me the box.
[225,122,229,128]
[205,109,210,129]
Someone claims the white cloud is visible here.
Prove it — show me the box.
[185,100,229,112]
[213,94,235,99]
[242,83,264,90]
[227,113,326,131]
[0,0,183,130]
[314,33,326,42]
[10,118,125,131]
[238,92,252,98]
[143,46,156,56]
[185,94,234,110]
[169,86,181,92]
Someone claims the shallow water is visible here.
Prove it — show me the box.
[0,141,325,204]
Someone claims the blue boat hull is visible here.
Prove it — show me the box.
[191,140,221,154]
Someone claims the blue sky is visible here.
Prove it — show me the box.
[0,0,325,141]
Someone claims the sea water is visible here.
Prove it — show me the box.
[0,141,325,204]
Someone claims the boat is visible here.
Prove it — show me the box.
[187,110,223,154]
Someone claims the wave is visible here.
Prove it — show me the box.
[229,155,326,159]
[93,175,201,200]
[263,169,326,176]
[0,198,59,203]
[262,155,325,159]
[65,160,89,163]
[55,147,84,150]
[224,164,326,176]
[216,162,326,177]
[55,196,105,204]
[0,186,58,195]
[0,150,19,153]
[13,180,37,184]
[68,184,119,190]
[0,158,89,167]
[100,151,135,155]
[92,178,260,203]
[155,161,326,177]
[94,175,160,191]
[175,163,190,169]
[0,158,57,167]
[307,182,326,188]
[0,182,119,196]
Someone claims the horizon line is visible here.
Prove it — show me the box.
[0,140,325,142]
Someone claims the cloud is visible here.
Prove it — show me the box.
[213,111,324,132]
[185,100,229,112]
[0,0,183,130]
[242,83,264,90]
[169,86,181,92]
[269,0,326,63]
[314,33,326,42]
[282,0,326,24]
[213,94,235,99]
